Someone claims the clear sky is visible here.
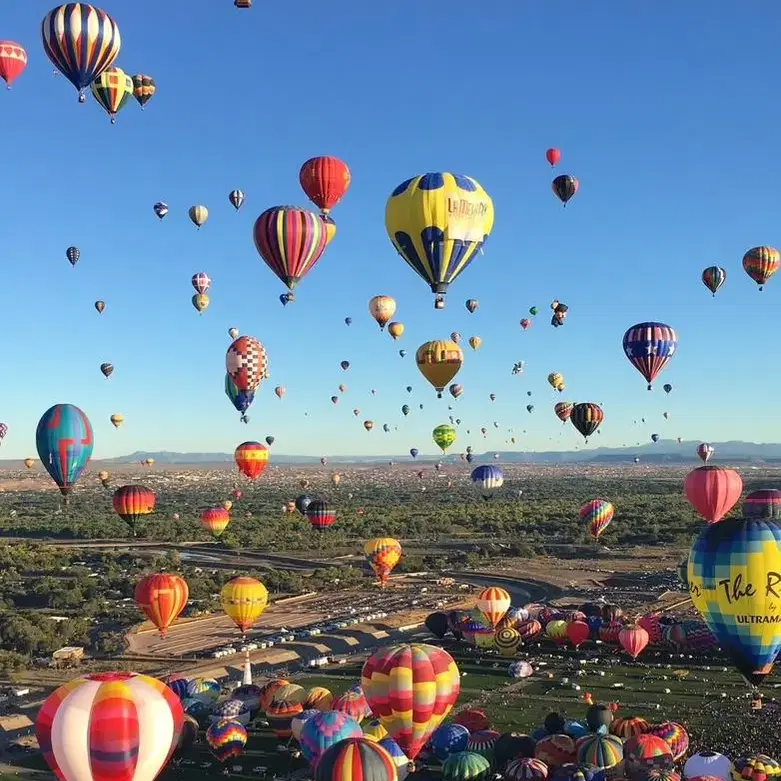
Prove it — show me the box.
[1,1,779,460]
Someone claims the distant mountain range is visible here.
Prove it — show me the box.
[54,441,781,465]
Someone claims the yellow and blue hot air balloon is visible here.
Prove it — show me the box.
[688,517,781,685]
[386,173,494,308]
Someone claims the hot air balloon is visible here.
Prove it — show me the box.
[274,385,286,399]
[207,719,247,763]
[449,384,463,400]
[552,174,578,205]
[0,41,27,88]
[36,672,183,781]
[433,424,457,452]
[689,517,781,684]
[388,322,404,340]
[369,296,397,329]
[100,362,113,378]
[188,205,208,228]
[554,402,573,423]
[468,336,482,351]
[416,340,463,397]
[466,299,479,313]
[192,272,211,294]
[702,266,726,296]
[94,300,105,313]
[110,413,124,428]
[299,156,351,214]
[41,4,121,102]
[66,246,80,266]
[234,441,269,480]
[135,573,188,637]
[410,448,419,459]
[663,383,673,394]
[192,294,209,313]
[684,465,742,524]
[226,336,268,419]
[570,403,604,440]
[385,173,495,307]
[743,489,781,520]
[364,421,375,432]
[24,458,35,469]
[225,373,252,423]
[300,711,363,767]
[697,443,714,463]
[362,644,460,760]
[365,538,402,586]
[131,73,155,107]
[36,404,93,502]
[201,506,230,537]
[743,246,780,290]
[579,499,615,540]
[90,65,133,123]
[618,624,649,660]
[471,464,503,499]
[221,576,268,637]
[547,372,565,392]
[476,587,511,628]
[229,189,245,210]
[546,148,561,166]
[253,206,329,293]
[113,485,156,536]
[520,319,531,330]
[622,322,678,390]
[154,202,168,220]
[306,500,336,530]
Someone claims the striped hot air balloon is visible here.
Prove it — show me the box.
[314,737,398,781]
[234,441,269,480]
[579,499,614,540]
[201,506,230,537]
[113,485,156,536]
[135,573,188,637]
[36,672,183,781]
[475,586,511,628]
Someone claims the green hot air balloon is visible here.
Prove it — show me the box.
[432,424,457,453]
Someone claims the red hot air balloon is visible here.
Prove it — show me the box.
[684,465,743,524]
[618,624,649,659]
[546,148,561,167]
[299,156,351,214]
[566,620,590,648]
[234,441,269,480]
[0,41,27,88]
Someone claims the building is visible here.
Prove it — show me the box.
[0,714,34,749]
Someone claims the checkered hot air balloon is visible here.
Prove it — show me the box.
[689,517,781,684]
[226,335,268,397]
[362,643,460,760]
[36,672,183,781]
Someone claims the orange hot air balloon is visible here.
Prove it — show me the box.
[135,573,189,637]
[684,465,743,524]
[234,441,269,480]
[364,538,402,586]
[299,156,351,214]
[475,586,511,628]
[221,576,268,635]
[201,506,231,538]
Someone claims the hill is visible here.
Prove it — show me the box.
[23,441,781,466]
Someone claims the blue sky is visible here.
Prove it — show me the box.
[1,1,779,459]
